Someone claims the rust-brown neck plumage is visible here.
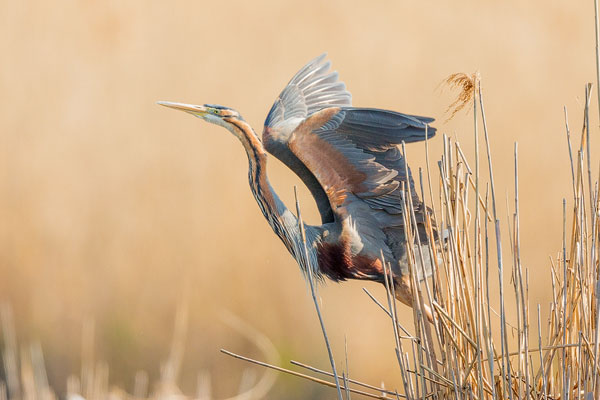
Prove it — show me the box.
[224,117,303,259]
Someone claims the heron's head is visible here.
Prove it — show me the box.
[158,101,244,133]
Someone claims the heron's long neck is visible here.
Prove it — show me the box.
[228,119,302,256]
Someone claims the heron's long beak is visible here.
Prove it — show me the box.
[157,101,209,116]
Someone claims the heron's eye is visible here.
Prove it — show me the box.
[211,109,220,115]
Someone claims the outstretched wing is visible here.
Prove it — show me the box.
[262,54,436,280]
[289,107,435,222]
[264,53,352,135]
[263,53,435,223]
[264,54,352,223]
[286,107,436,279]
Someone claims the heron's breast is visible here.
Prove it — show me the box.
[316,239,384,282]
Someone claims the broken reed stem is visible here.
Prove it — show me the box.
[343,336,351,400]
[595,0,600,124]
[381,249,412,396]
[514,142,530,400]
[585,84,593,217]
[220,349,404,400]
[293,186,343,400]
[289,359,402,397]
[473,70,487,400]
[362,288,414,338]
[537,305,548,399]
[562,198,568,400]
[594,14,600,398]
[565,106,577,201]
[479,80,513,400]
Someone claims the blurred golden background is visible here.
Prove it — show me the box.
[0,1,597,398]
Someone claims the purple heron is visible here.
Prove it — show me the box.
[159,54,438,317]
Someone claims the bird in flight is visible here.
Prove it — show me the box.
[159,54,438,316]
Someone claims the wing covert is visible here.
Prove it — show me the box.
[310,107,435,214]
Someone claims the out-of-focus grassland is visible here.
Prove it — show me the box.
[0,1,597,398]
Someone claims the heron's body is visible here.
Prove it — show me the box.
[159,54,438,313]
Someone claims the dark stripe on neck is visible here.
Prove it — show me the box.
[228,117,295,255]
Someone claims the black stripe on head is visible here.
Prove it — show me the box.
[203,104,231,110]
[205,104,243,120]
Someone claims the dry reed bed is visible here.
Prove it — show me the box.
[368,78,600,399]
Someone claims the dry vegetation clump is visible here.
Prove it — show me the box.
[364,77,600,399]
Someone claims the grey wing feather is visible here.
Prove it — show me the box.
[264,54,352,131]
[333,108,436,151]
[313,107,435,216]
